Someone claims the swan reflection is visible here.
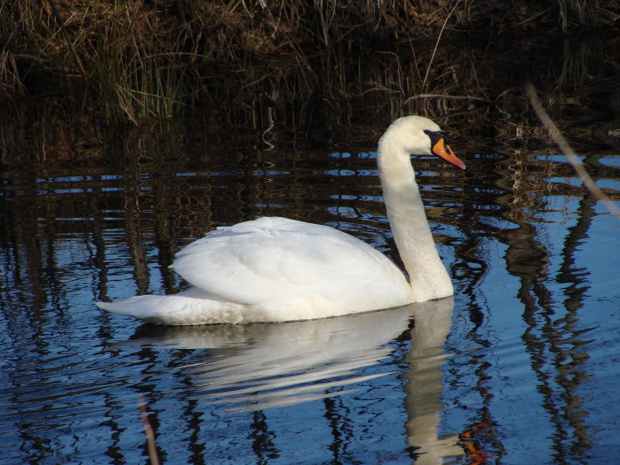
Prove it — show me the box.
[123,297,459,462]
[405,297,463,464]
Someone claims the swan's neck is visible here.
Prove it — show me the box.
[377,138,453,302]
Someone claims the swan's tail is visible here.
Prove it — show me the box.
[96,289,246,325]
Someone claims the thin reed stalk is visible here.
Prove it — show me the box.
[526,82,620,220]
[138,398,160,465]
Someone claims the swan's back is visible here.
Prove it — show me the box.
[171,217,413,316]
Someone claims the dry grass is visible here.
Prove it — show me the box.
[1,0,618,129]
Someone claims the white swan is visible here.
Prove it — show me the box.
[96,115,465,325]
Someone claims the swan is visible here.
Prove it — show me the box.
[96,115,465,325]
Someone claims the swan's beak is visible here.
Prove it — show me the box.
[432,138,466,170]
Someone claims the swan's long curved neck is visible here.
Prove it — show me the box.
[377,138,453,302]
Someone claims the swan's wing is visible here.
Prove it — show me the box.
[170,217,410,305]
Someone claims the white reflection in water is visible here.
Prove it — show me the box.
[404,298,463,464]
[118,297,460,463]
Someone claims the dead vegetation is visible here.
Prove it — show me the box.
[1,0,619,130]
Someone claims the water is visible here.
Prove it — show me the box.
[1,108,620,464]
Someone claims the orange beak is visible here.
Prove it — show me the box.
[432,138,466,170]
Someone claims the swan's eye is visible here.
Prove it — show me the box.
[424,130,450,146]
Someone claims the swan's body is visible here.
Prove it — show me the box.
[97,116,465,325]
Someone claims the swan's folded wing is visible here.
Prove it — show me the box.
[170,217,411,306]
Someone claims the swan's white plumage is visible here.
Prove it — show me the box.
[96,115,465,325]
[171,217,411,306]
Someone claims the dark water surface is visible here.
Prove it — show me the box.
[1,102,620,464]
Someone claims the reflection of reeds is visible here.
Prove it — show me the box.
[527,82,620,219]
[1,0,618,127]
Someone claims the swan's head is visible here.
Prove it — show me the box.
[381,115,466,170]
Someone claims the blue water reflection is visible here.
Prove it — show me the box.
[1,126,620,463]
